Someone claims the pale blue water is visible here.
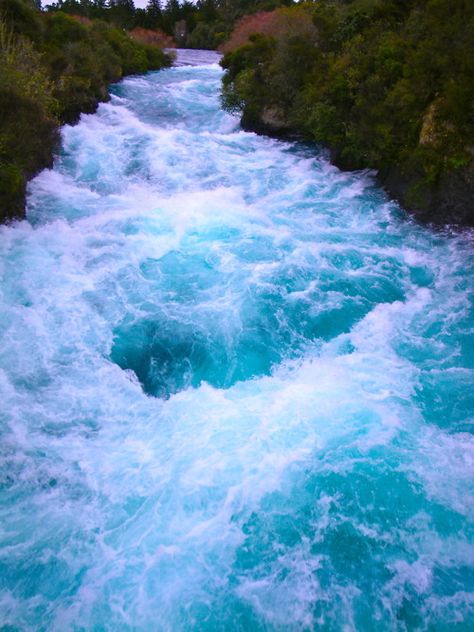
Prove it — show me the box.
[0,49,473,631]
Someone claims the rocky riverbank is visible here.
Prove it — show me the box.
[221,1,474,227]
[240,107,474,227]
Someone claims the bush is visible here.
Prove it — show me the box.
[0,18,58,220]
[130,26,174,49]
[221,5,318,128]
[186,21,227,50]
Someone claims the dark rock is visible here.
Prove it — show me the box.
[383,165,474,227]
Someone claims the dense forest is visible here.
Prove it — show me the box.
[45,0,292,49]
[221,0,474,226]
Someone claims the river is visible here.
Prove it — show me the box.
[0,49,473,630]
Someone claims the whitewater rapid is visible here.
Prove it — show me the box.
[0,49,473,630]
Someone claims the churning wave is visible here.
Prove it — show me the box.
[0,49,473,630]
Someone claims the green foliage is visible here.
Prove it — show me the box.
[0,0,42,40]
[186,20,227,49]
[222,35,276,114]
[221,5,318,127]
[36,13,171,121]
[143,42,169,68]
[221,0,474,218]
[0,21,56,113]
[43,0,296,50]
[0,17,58,220]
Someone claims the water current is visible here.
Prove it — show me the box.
[1,49,473,630]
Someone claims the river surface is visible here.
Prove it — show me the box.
[1,49,473,630]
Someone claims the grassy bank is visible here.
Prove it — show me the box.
[0,0,172,222]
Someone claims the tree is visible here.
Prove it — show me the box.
[144,0,162,29]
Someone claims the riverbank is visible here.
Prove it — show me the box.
[220,1,474,227]
[0,1,172,223]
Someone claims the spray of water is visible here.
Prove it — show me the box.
[0,50,473,630]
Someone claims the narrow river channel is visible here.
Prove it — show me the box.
[0,49,473,630]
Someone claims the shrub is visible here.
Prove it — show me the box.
[0,18,58,220]
[130,26,175,49]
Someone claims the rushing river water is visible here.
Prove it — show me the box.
[1,49,474,630]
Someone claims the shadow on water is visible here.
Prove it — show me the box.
[110,316,281,398]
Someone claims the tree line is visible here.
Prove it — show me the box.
[46,0,294,48]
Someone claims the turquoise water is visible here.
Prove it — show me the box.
[1,49,473,630]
